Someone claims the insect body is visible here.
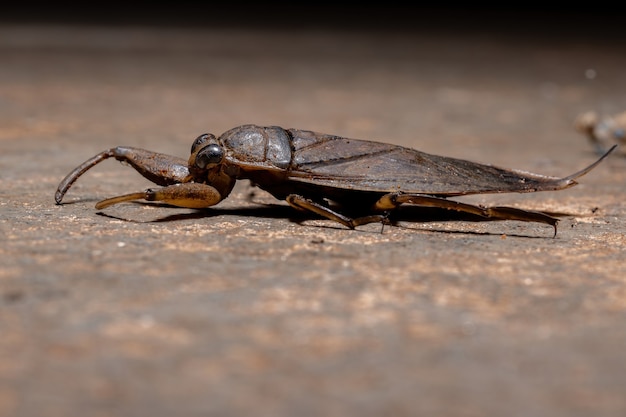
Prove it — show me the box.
[55,124,616,235]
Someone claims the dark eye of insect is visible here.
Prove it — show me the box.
[195,144,224,169]
[191,133,212,154]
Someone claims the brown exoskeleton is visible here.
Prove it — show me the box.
[56,124,617,236]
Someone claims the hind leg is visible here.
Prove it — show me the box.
[373,192,559,236]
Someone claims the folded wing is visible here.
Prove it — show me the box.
[287,129,615,196]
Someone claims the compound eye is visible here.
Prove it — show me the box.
[195,143,224,169]
[191,133,214,154]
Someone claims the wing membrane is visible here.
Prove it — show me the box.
[287,129,613,196]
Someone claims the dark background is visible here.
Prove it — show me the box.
[3,3,624,38]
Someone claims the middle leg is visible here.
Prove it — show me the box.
[286,194,388,229]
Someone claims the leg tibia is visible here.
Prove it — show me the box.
[375,192,558,235]
[286,194,388,229]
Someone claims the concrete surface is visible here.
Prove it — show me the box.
[1,20,626,417]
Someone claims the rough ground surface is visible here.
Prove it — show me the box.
[1,20,626,417]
